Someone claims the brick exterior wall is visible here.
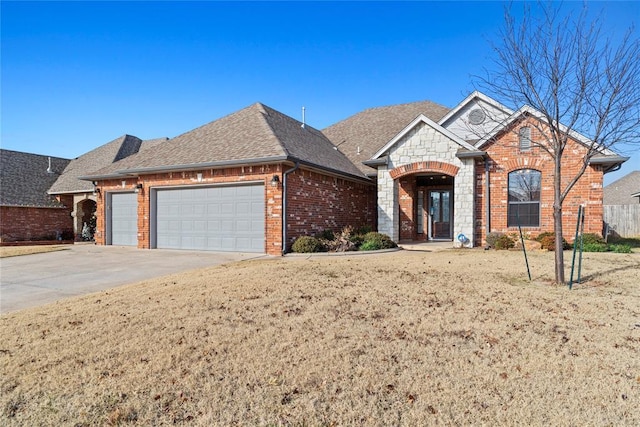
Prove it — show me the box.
[0,204,73,242]
[93,164,375,255]
[475,117,604,245]
[285,168,376,251]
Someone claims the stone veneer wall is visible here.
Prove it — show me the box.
[377,122,476,246]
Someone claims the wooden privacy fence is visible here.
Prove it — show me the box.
[604,204,640,238]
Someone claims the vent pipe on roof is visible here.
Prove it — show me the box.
[301,106,306,128]
[46,157,53,174]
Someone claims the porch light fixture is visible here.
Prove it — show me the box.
[92,187,101,196]
[134,183,143,193]
[270,174,280,187]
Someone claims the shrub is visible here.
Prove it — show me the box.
[582,243,608,252]
[314,229,335,241]
[609,244,632,254]
[359,232,397,251]
[494,234,515,250]
[291,236,325,253]
[537,233,570,251]
[323,226,357,252]
[581,233,604,245]
[485,232,505,248]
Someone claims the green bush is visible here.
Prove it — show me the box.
[359,232,397,251]
[494,234,515,250]
[581,233,604,245]
[314,229,335,241]
[609,244,632,254]
[582,242,608,252]
[291,236,325,253]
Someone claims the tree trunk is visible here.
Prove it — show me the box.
[554,158,565,284]
[553,205,565,284]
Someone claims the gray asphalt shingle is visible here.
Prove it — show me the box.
[85,103,369,180]
[0,149,70,208]
[322,101,450,175]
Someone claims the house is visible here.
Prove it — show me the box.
[47,134,167,239]
[0,149,72,242]
[603,171,640,238]
[77,91,626,255]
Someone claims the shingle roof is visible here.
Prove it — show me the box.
[85,103,368,181]
[48,135,162,194]
[322,101,450,175]
[604,171,640,205]
[0,149,70,208]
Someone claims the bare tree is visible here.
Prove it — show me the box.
[475,2,640,284]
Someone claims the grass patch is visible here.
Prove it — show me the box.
[1,250,639,425]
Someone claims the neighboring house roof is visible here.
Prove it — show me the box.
[83,103,369,182]
[48,135,165,194]
[322,101,450,176]
[0,149,70,208]
[604,171,640,205]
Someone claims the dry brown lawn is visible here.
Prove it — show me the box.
[0,245,69,258]
[1,249,639,426]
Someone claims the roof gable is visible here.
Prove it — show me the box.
[439,91,514,142]
[371,114,479,160]
[322,100,450,175]
[473,105,617,157]
[48,135,147,194]
[0,149,70,208]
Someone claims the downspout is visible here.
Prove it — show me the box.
[485,157,491,239]
[281,161,300,255]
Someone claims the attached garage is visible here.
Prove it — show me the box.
[107,192,138,246]
[152,183,265,252]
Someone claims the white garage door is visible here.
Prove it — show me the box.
[109,192,138,246]
[155,184,265,252]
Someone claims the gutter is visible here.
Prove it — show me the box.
[589,155,629,174]
[79,156,371,185]
[281,161,299,255]
[485,157,491,238]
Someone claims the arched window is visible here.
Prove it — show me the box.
[519,127,531,151]
[508,169,541,227]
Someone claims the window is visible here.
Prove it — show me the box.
[508,169,541,227]
[519,127,531,151]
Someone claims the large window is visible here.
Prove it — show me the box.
[508,169,541,227]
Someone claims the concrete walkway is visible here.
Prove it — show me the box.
[0,244,266,314]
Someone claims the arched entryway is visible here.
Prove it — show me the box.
[75,198,97,241]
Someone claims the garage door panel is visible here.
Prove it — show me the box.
[110,192,138,246]
[156,184,264,252]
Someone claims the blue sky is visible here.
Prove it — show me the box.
[2,1,638,185]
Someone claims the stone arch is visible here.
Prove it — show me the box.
[389,161,460,180]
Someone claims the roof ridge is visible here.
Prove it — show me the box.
[255,103,294,158]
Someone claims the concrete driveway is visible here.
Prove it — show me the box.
[0,244,266,314]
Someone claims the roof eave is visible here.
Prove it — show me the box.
[589,155,629,174]
[80,156,290,181]
[456,150,486,159]
[362,157,388,168]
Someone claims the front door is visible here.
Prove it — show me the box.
[429,190,451,240]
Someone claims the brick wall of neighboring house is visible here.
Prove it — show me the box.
[0,205,73,242]
[285,168,376,251]
[476,117,604,245]
[93,164,375,255]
